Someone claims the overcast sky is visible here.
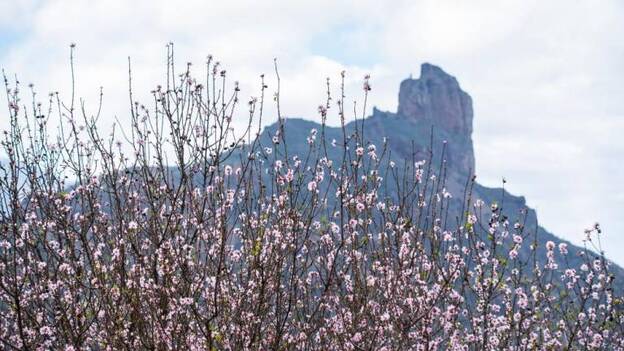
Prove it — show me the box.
[1,0,623,264]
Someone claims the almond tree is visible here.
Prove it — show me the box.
[0,45,622,350]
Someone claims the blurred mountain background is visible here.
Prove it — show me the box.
[257,63,624,286]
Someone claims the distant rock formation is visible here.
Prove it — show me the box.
[397,63,475,177]
[258,63,624,286]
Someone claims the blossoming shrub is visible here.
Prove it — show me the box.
[1,48,623,350]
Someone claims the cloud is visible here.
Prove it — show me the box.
[1,0,623,264]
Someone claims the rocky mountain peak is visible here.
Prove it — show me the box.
[397,63,475,176]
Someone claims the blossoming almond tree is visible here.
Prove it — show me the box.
[0,45,622,350]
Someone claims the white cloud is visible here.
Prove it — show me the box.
[0,0,39,27]
[1,0,623,264]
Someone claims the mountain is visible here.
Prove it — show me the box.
[258,63,624,287]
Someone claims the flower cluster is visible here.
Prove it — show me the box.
[0,53,622,350]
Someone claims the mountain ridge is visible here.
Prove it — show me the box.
[258,63,624,285]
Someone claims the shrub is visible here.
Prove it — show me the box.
[0,46,622,350]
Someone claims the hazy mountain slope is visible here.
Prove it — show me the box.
[257,63,624,288]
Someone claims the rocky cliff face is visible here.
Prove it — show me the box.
[396,63,476,179]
